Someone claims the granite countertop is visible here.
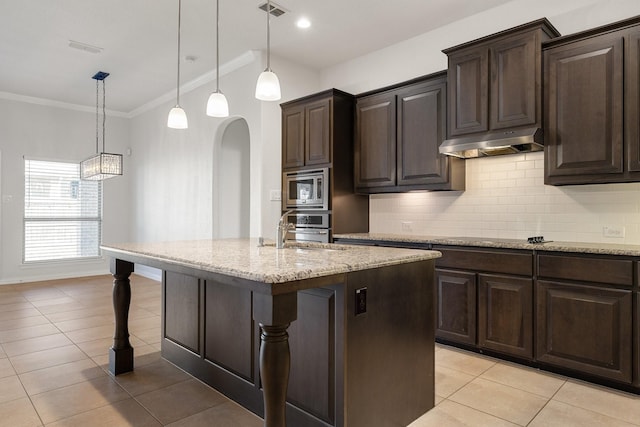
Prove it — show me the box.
[334,233,640,256]
[101,239,441,284]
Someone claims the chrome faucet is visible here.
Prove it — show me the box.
[276,210,295,249]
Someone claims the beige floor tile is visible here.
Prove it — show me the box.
[166,400,263,427]
[44,306,113,323]
[92,346,161,371]
[36,302,87,315]
[136,379,228,424]
[553,380,640,425]
[0,324,60,344]
[54,315,114,332]
[75,335,145,358]
[64,324,117,343]
[529,400,637,426]
[132,327,162,345]
[435,347,496,376]
[449,377,548,425]
[434,395,445,405]
[0,345,5,359]
[435,365,475,399]
[0,315,51,332]
[10,344,87,374]
[0,397,42,427]
[113,359,191,396]
[28,296,77,308]
[0,294,28,306]
[0,307,41,322]
[30,376,130,424]
[0,302,36,313]
[21,289,68,302]
[480,362,566,398]
[0,375,27,403]
[408,400,518,427]
[0,358,15,378]
[129,316,161,331]
[46,398,161,427]
[19,358,105,395]
[2,333,73,357]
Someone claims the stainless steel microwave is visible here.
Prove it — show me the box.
[283,168,329,210]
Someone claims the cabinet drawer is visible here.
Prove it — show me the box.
[434,247,532,276]
[538,254,633,287]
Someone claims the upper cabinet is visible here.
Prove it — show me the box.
[355,72,465,193]
[443,19,560,139]
[281,89,352,171]
[544,17,640,185]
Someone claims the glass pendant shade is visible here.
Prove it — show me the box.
[206,91,229,117]
[80,153,123,180]
[80,71,123,181]
[255,70,281,101]
[167,105,188,129]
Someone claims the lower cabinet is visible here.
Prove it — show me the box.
[435,269,476,345]
[434,246,534,360]
[478,274,533,359]
[536,280,633,384]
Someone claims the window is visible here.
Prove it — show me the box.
[24,159,102,263]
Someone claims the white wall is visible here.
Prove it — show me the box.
[320,0,640,244]
[128,53,320,243]
[0,98,131,284]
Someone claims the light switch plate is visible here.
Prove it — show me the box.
[269,190,281,201]
[603,225,625,238]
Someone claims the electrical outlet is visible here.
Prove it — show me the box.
[269,190,281,201]
[603,225,625,238]
[355,287,367,315]
[401,221,413,232]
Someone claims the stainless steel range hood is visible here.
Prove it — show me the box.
[439,127,543,159]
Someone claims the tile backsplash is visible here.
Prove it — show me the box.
[370,152,640,244]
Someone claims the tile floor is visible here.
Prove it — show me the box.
[1,275,640,426]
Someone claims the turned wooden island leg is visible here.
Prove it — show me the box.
[108,258,135,375]
[253,292,298,427]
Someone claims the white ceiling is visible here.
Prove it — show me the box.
[0,0,513,114]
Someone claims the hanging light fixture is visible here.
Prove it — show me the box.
[255,0,281,101]
[206,0,229,117]
[80,72,123,181]
[167,0,188,129]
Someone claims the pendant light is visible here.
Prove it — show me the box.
[167,0,188,129]
[206,0,229,117]
[255,0,281,101]
[80,72,123,181]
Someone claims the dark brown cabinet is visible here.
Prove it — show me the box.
[444,19,559,139]
[536,281,632,383]
[544,16,640,185]
[435,269,476,345]
[478,273,533,359]
[355,72,464,193]
[536,253,634,384]
[281,89,352,171]
[434,246,533,358]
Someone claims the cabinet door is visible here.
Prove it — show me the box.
[536,280,632,383]
[305,97,332,166]
[435,269,477,345]
[627,30,640,172]
[448,47,489,136]
[397,80,448,186]
[544,34,624,184]
[490,32,538,130]
[355,92,396,189]
[478,274,532,359]
[282,104,305,169]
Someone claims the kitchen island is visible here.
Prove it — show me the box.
[100,239,440,427]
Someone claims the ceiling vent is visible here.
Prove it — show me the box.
[258,1,286,17]
[68,40,103,54]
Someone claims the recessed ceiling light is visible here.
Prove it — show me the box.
[296,17,311,29]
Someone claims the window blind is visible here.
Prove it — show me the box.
[24,159,102,262]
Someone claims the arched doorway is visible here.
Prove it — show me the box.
[212,117,250,239]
